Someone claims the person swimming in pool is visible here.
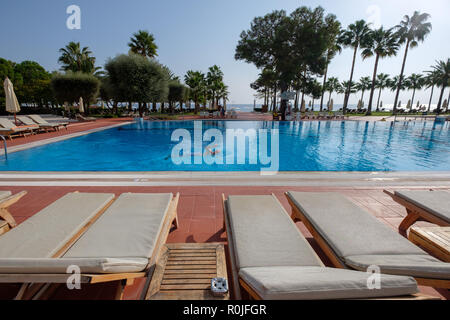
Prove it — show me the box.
[165,144,221,160]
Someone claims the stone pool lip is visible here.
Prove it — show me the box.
[0,171,449,187]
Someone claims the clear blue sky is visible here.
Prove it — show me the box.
[1,0,449,105]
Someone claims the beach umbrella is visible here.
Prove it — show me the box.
[79,97,84,113]
[357,100,362,110]
[3,77,21,125]
[406,100,411,110]
[329,99,334,111]
[443,99,448,111]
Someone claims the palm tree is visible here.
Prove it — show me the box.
[128,30,158,58]
[361,27,400,115]
[216,82,230,109]
[206,65,224,108]
[375,73,390,111]
[339,20,371,114]
[392,11,432,113]
[184,70,206,114]
[355,76,372,108]
[430,59,450,114]
[340,80,356,109]
[58,42,99,74]
[424,69,439,112]
[406,73,425,107]
[324,77,341,108]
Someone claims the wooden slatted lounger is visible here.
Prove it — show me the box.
[0,191,27,235]
[383,190,450,234]
[223,194,432,300]
[286,191,450,290]
[0,192,179,300]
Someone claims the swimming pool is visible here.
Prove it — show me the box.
[0,120,449,171]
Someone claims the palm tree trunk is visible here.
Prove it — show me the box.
[320,60,329,112]
[294,91,299,110]
[376,87,382,112]
[428,86,434,112]
[343,46,358,114]
[393,39,410,113]
[411,89,416,107]
[367,54,380,115]
[328,91,332,107]
[437,86,445,114]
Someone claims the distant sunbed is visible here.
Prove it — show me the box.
[286,191,450,289]
[76,114,97,122]
[222,194,427,300]
[27,115,68,131]
[0,192,179,300]
[384,190,450,234]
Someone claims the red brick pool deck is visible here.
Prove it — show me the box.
[0,185,448,300]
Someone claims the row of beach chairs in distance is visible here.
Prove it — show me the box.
[0,115,69,140]
[286,111,346,121]
[0,189,448,300]
[199,111,238,119]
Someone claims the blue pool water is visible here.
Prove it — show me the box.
[0,120,449,171]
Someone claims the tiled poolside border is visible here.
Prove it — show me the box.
[0,171,449,187]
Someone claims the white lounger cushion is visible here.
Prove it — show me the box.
[0,193,115,258]
[346,255,450,280]
[287,192,450,279]
[0,191,12,201]
[394,190,450,223]
[64,193,172,262]
[0,257,149,274]
[240,266,418,300]
[226,195,322,269]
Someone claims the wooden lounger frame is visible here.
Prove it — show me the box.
[383,190,450,235]
[0,191,27,235]
[0,192,180,300]
[223,193,434,300]
[285,192,450,290]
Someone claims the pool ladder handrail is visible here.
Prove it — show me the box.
[0,135,7,159]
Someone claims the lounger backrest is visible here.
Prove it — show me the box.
[287,192,426,258]
[0,193,115,258]
[226,195,322,270]
[28,114,48,125]
[17,116,36,126]
[64,193,173,260]
[0,118,16,129]
[394,190,450,223]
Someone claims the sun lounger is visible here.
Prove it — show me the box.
[0,191,27,235]
[0,192,179,300]
[286,192,450,289]
[222,194,425,300]
[76,114,97,122]
[384,190,450,234]
[26,115,67,131]
[0,118,37,138]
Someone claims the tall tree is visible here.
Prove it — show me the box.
[392,11,432,113]
[319,15,342,111]
[361,27,400,115]
[236,7,332,120]
[355,76,372,108]
[324,77,341,108]
[406,73,425,107]
[424,69,439,112]
[184,70,206,114]
[58,42,100,74]
[430,59,450,114]
[128,30,158,58]
[206,65,224,108]
[339,20,371,114]
[374,73,390,111]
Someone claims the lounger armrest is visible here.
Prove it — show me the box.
[0,257,149,274]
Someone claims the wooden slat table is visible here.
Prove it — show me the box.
[409,227,450,262]
[147,243,229,300]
